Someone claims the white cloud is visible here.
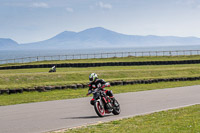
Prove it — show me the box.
[66,7,74,13]
[2,2,50,8]
[177,0,200,8]
[31,2,49,8]
[97,1,112,9]
[185,0,195,4]
[3,2,25,7]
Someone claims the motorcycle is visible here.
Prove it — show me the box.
[49,69,56,73]
[49,66,56,73]
[89,88,120,117]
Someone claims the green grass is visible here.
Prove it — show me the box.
[1,55,200,67]
[64,104,200,133]
[1,80,200,106]
[0,64,200,90]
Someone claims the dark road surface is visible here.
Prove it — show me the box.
[0,85,200,133]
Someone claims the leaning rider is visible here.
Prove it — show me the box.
[86,73,115,106]
[51,65,56,72]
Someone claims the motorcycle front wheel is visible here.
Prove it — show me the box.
[94,101,105,117]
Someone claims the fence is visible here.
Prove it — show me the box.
[0,50,200,65]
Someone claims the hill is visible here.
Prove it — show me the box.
[21,27,200,49]
[0,38,19,50]
[1,27,200,50]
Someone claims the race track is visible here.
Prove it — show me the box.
[0,85,200,133]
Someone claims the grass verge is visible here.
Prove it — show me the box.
[0,80,200,106]
[0,64,200,90]
[64,104,200,133]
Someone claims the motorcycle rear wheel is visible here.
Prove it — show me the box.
[112,100,121,115]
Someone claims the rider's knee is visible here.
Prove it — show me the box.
[106,90,113,97]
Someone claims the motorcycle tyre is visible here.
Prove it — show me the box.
[94,101,105,117]
[112,100,121,115]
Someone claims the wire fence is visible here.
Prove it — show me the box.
[0,50,200,65]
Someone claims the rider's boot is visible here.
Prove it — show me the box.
[106,103,113,112]
[110,96,119,107]
[110,96,115,103]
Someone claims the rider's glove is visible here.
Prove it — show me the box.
[105,82,110,87]
[86,90,92,96]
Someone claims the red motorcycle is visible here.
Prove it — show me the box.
[89,88,120,117]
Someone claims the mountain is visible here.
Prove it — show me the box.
[2,27,200,50]
[0,38,19,50]
[21,27,200,49]
[21,27,131,49]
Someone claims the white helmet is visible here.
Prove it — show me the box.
[89,73,98,82]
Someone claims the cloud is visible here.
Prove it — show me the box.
[177,0,200,8]
[66,7,74,13]
[2,2,49,8]
[97,1,112,9]
[30,2,49,8]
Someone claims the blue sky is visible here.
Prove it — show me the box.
[0,0,200,43]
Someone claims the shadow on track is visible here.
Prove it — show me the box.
[62,115,112,119]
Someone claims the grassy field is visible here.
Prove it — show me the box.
[0,64,200,90]
[1,55,200,67]
[1,55,200,132]
[1,80,200,106]
[64,104,200,133]
[1,55,200,106]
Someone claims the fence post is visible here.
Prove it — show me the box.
[128,52,130,57]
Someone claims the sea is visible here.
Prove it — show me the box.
[0,45,200,64]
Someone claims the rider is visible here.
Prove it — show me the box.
[87,73,115,106]
[51,65,56,72]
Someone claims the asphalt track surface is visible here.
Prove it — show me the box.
[0,85,200,133]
